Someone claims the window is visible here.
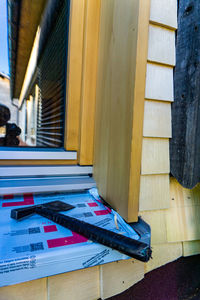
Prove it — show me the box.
[2,0,76,163]
[3,0,101,166]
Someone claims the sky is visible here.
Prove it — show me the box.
[0,0,9,76]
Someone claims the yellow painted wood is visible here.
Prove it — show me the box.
[0,160,78,166]
[0,278,47,300]
[143,100,172,138]
[183,241,200,257]
[166,178,200,242]
[128,0,151,221]
[141,138,170,175]
[140,209,168,245]
[145,243,182,273]
[100,260,144,299]
[94,0,151,222]
[78,0,101,165]
[64,0,85,151]
[166,206,200,242]
[148,24,176,66]
[93,0,114,202]
[145,63,174,102]
[104,0,140,220]
[94,0,141,220]
[48,267,100,300]
[170,177,200,208]
[139,174,170,211]
[150,0,177,30]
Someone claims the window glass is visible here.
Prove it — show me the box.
[0,0,70,148]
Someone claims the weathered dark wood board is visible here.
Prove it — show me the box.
[170,0,200,188]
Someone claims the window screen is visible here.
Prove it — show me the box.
[36,0,70,147]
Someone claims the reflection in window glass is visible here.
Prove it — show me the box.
[1,0,70,148]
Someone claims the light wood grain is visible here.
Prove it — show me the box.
[145,243,182,273]
[94,0,151,222]
[78,0,101,165]
[166,178,200,242]
[93,0,114,201]
[0,279,47,300]
[141,138,170,175]
[145,63,174,102]
[139,174,170,211]
[140,209,168,245]
[150,0,177,29]
[170,177,200,208]
[65,0,85,151]
[166,205,200,242]
[128,0,151,221]
[143,100,172,138]
[100,260,144,299]
[105,0,140,221]
[48,267,100,300]
[183,241,200,257]
[148,24,176,66]
[95,0,140,220]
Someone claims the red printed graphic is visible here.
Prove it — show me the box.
[87,202,98,207]
[47,232,88,248]
[3,194,14,200]
[94,210,110,216]
[2,193,34,207]
[96,199,102,204]
[105,206,112,213]
[44,225,58,233]
[96,199,112,213]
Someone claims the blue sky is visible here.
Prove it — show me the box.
[0,0,9,76]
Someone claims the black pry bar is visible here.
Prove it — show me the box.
[11,201,151,262]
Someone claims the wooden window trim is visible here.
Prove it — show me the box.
[93,0,151,222]
[65,0,101,167]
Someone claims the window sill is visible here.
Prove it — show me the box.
[0,148,77,160]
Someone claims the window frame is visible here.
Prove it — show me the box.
[1,0,75,164]
[3,0,100,167]
[0,148,77,161]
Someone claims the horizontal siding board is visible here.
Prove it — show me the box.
[145,63,174,102]
[170,178,200,209]
[0,279,47,300]
[141,138,170,175]
[148,24,176,66]
[166,205,200,242]
[48,267,100,300]
[143,100,172,138]
[150,0,177,29]
[139,174,170,211]
[140,209,168,245]
[183,241,200,257]
[145,243,182,273]
[100,260,144,299]
[167,178,200,242]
